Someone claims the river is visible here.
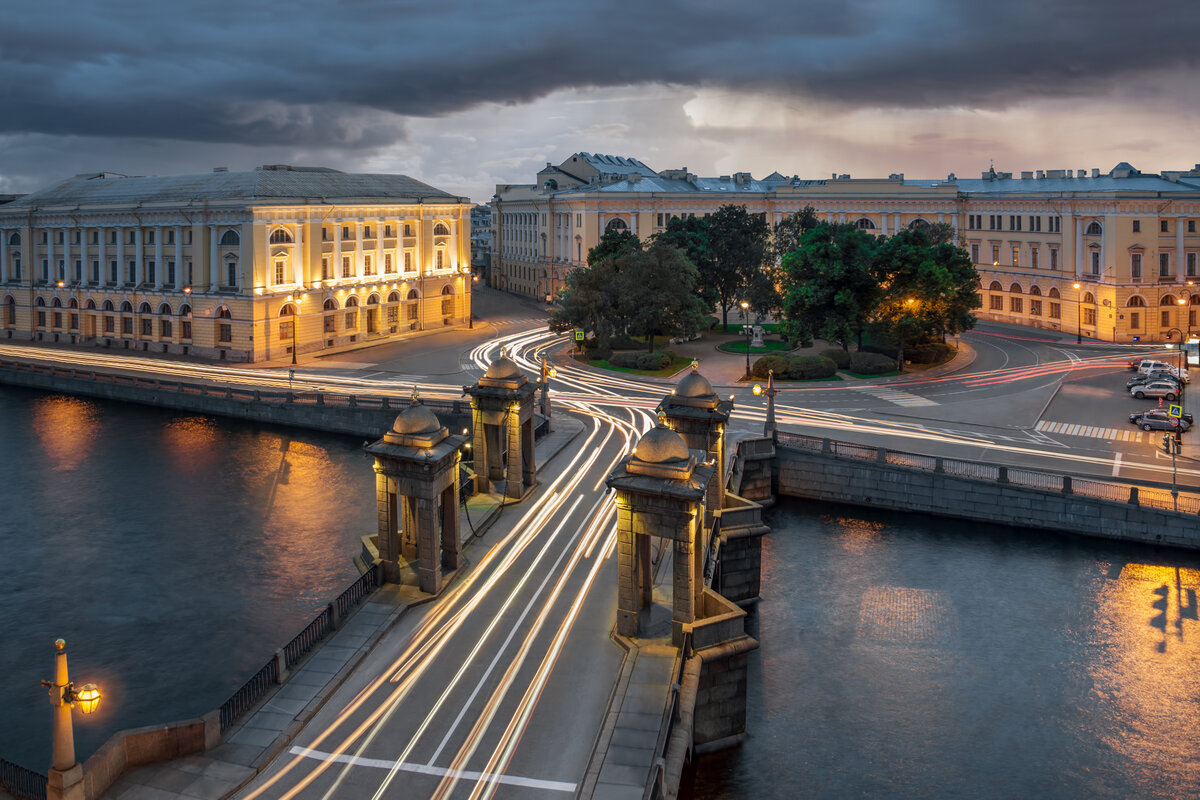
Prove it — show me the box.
[685,499,1200,799]
[0,386,376,773]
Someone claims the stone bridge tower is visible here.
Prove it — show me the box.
[657,365,732,514]
[464,349,538,499]
[365,393,467,593]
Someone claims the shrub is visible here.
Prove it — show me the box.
[788,355,837,379]
[750,354,793,379]
[860,343,899,360]
[610,333,639,350]
[636,352,672,370]
[608,351,642,368]
[820,348,851,369]
[592,346,612,361]
[906,342,956,365]
[849,351,897,374]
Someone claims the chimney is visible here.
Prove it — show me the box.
[1021,171,1034,180]
[1092,168,1100,178]
[1036,170,1045,179]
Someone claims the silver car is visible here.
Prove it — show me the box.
[1130,381,1180,401]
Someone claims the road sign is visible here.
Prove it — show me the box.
[1169,404,1183,418]
[574,330,584,341]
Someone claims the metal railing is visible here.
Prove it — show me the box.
[644,630,692,800]
[0,758,46,800]
[218,562,380,731]
[774,430,1200,517]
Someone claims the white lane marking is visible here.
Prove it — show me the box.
[288,746,576,793]
[856,386,939,407]
[1112,452,1122,477]
[1036,420,1146,442]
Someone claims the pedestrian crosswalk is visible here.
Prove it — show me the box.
[856,386,939,407]
[1035,420,1147,442]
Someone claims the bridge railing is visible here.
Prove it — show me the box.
[775,431,1200,517]
[218,562,380,732]
[644,630,692,800]
[0,758,46,800]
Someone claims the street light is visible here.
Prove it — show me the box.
[41,639,101,800]
[740,300,752,381]
[290,303,298,366]
[1072,282,1083,344]
[751,369,780,440]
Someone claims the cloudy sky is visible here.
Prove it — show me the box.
[2,0,1199,203]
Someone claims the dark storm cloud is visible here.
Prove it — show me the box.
[1,0,1196,148]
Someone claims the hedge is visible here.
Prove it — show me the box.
[819,348,851,369]
[751,353,837,380]
[905,342,956,364]
[849,351,897,374]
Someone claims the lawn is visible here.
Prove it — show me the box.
[713,322,783,335]
[576,354,695,377]
[718,340,792,354]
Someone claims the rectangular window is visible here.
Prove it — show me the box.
[1160,252,1171,277]
[227,262,236,286]
[385,224,393,237]
[991,245,1000,265]
[1050,302,1061,319]
[343,226,352,240]
[1010,297,1023,313]
[364,225,372,238]
[218,323,231,343]
[141,318,152,336]
[1132,253,1142,280]
[407,303,418,320]
[37,310,46,327]
[186,262,193,284]
[364,254,373,275]
[161,319,172,337]
[435,250,444,269]
[971,243,979,263]
[990,294,1003,310]
[1050,249,1058,270]
[1191,309,1197,328]
[91,260,99,283]
[167,261,175,285]
[1189,253,1197,277]
[104,315,114,332]
[385,253,394,273]
[109,261,117,282]
[1011,246,1019,267]
[13,259,20,280]
[1031,248,1039,269]
[275,260,286,284]
[186,230,193,244]
[1190,220,1197,233]
[182,320,191,339]
[321,257,331,280]
[343,256,355,277]
[1091,251,1100,275]
[146,261,155,284]
[52,312,61,328]
[1130,311,1140,330]
[167,230,174,245]
[128,261,136,283]
[657,213,664,227]
[1133,220,1141,233]
[145,230,154,245]
[1162,310,1172,327]
[122,317,132,335]
[1029,300,1042,316]
[345,311,357,328]
[404,251,412,271]
[324,314,336,333]
[1161,220,1170,233]
[1084,307,1096,326]
[279,320,294,340]
[576,214,582,227]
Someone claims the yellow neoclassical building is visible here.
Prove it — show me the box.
[0,165,473,361]
[492,154,1200,342]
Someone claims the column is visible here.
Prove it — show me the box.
[116,229,125,285]
[174,226,183,289]
[440,482,460,571]
[62,229,70,283]
[134,228,143,286]
[356,221,364,277]
[416,496,439,594]
[334,220,343,280]
[880,212,888,236]
[209,227,219,288]
[154,228,163,289]
[1074,216,1083,277]
[46,229,54,283]
[373,220,382,280]
[615,501,638,637]
[1176,218,1185,281]
[0,229,7,282]
[505,411,523,499]
[99,229,107,285]
[293,223,304,286]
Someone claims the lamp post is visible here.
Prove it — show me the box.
[740,300,751,380]
[290,302,298,366]
[1072,282,1083,343]
[752,369,780,440]
[41,639,101,800]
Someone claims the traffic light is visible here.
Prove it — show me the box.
[1163,434,1173,454]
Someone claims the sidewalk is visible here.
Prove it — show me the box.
[97,413,585,800]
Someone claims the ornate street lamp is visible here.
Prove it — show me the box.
[752,369,780,440]
[41,639,101,800]
[740,300,751,380]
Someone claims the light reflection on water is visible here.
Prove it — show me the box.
[685,500,1200,800]
[0,387,376,772]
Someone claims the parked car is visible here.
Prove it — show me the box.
[1129,358,1147,371]
[1129,408,1193,431]
[1127,372,1182,390]
[1130,381,1180,400]
[1137,360,1190,382]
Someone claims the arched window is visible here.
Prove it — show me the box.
[216,306,232,319]
[1030,286,1042,296]
[1048,287,1061,298]
[1191,294,1200,306]
[67,298,77,309]
[279,303,295,317]
[907,218,931,231]
[1009,283,1023,294]
[51,297,62,308]
[1127,296,1147,307]
[1085,221,1102,235]
[120,301,133,312]
[1160,295,1177,306]
[35,296,45,307]
[219,230,240,247]
[433,222,450,236]
[157,303,172,315]
[988,281,1003,291]
[138,302,152,314]
[269,228,294,245]
[84,299,96,310]
[1083,292,1095,305]
[387,291,400,303]
[103,300,114,311]
[407,289,419,300]
[179,304,191,317]
[854,218,876,230]
[4,295,14,326]
[441,285,452,295]
[323,298,338,311]
[605,218,628,232]
[7,232,19,246]
[366,293,380,305]
[345,295,359,308]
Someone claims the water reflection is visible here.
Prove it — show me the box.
[30,395,100,470]
[162,416,219,472]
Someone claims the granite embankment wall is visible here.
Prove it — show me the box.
[0,360,472,439]
[758,432,1200,550]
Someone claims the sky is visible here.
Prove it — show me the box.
[2,0,1200,204]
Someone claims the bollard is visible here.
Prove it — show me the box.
[316,393,324,406]
[328,602,340,631]
[274,649,288,684]
[997,466,1008,484]
[381,397,390,410]
[348,396,357,408]
[934,457,944,474]
[1128,487,1139,506]
[1062,476,1072,495]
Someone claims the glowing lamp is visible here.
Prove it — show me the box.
[1179,298,1187,306]
[752,384,763,396]
[56,280,64,288]
[75,684,101,715]
[255,287,264,295]
[548,367,558,378]
[183,287,192,295]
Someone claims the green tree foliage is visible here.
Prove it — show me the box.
[772,206,821,263]
[652,215,715,306]
[549,256,623,349]
[779,223,879,350]
[587,227,640,266]
[703,205,772,328]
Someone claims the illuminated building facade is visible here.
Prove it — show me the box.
[0,165,473,361]
[492,153,1200,342]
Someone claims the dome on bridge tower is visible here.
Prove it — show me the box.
[484,352,523,381]
[675,368,716,400]
[382,390,449,448]
[632,425,690,465]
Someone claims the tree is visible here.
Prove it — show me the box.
[652,214,715,306]
[778,222,879,349]
[772,206,821,264]
[622,240,710,353]
[702,205,771,330]
[548,255,624,349]
[587,227,640,266]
